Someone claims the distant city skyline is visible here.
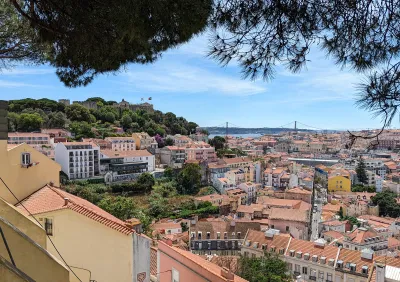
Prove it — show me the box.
[0,34,395,130]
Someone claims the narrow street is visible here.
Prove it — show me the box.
[310,188,324,241]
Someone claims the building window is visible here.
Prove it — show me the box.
[318,271,324,279]
[217,232,221,239]
[295,264,300,273]
[251,253,256,258]
[172,268,179,282]
[45,218,53,236]
[271,225,274,229]
[327,273,332,281]
[237,232,241,239]
[244,251,248,257]
[302,267,308,274]
[21,153,31,165]
[286,226,290,232]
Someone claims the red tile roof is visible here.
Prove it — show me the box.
[286,238,339,261]
[269,208,309,222]
[16,185,133,235]
[245,229,291,254]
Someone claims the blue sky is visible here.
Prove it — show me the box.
[0,34,391,130]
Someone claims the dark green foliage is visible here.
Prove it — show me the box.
[177,163,202,195]
[136,173,156,193]
[164,138,174,146]
[98,195,137,220]
[371,191,400,217]
[356,158,368,184]
[237,253,290,282]
[352,185,376,193]
[210,1,400,128]
[216,148,246,158]
[338,206,344,218]
[17,113,43,131]
[7,0,212,87]
[209,136,225,150]
[7,98,198,138]
[180,222,189,232]
[65,104,92,122]
[163,167,177,179]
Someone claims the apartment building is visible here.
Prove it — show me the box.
[55,142,100,180]
[238,182,260,204]
[16,184,151,282]
[268,208,309,239]
[8,132,55,158]
[340,227,389,255]
[285,187,312,203]
[328,169,352,193]
[104,137,136,151]
[189,218,261,256]
[264,167,285,188]
[185,141,217,162]
[155,241,247,282]
[160,146,186,168]
[242,229,400,282]
[99,149,155,182]
[132,132,157,150]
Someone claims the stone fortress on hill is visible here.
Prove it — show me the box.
[58,98,154,112]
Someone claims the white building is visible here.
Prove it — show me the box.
[55,142,100,180]
[238,182,259,204]
[104,137,136,151]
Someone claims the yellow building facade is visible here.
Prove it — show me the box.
[0,198,70,282]
[328,175,351,193]
[0,140,60,205]
[16,185,139,282]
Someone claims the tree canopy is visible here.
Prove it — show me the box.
[371,191,400,218]
[177,163,202,195]
[3,0,212,87]
[237,253,290,282]
[356,158,368,184]
[7,98,198,138]
[209,0,400,128]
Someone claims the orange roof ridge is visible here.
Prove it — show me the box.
[17,185,133,235]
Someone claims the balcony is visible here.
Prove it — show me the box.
[293,271,300,276]
[309,276,316,281]
[326,280,333,282]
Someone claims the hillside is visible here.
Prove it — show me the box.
[7,98,198,139]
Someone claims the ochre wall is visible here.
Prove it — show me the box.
[39,209,133,282]
[0,141,60,205]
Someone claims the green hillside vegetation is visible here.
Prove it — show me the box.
[7,98,198,138]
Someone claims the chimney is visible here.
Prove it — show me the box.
[375,262,385,282]
[221,267,234,281]
[0,100,8,152]
[64,198,69,206]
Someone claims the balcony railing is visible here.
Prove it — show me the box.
[309,276,316,281]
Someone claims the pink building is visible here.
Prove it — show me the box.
[185,141,216,162]
[156,241,248,282]
[268,208,309,240]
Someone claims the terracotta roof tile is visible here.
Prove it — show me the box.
[245,229,291,254]
[16,185,133,235]
[269,208,309,222]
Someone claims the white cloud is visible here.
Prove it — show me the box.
[0,80,49,88]
[122,63,267,96]
[0,68,54,76]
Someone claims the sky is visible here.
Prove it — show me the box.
[0,33,392,130]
